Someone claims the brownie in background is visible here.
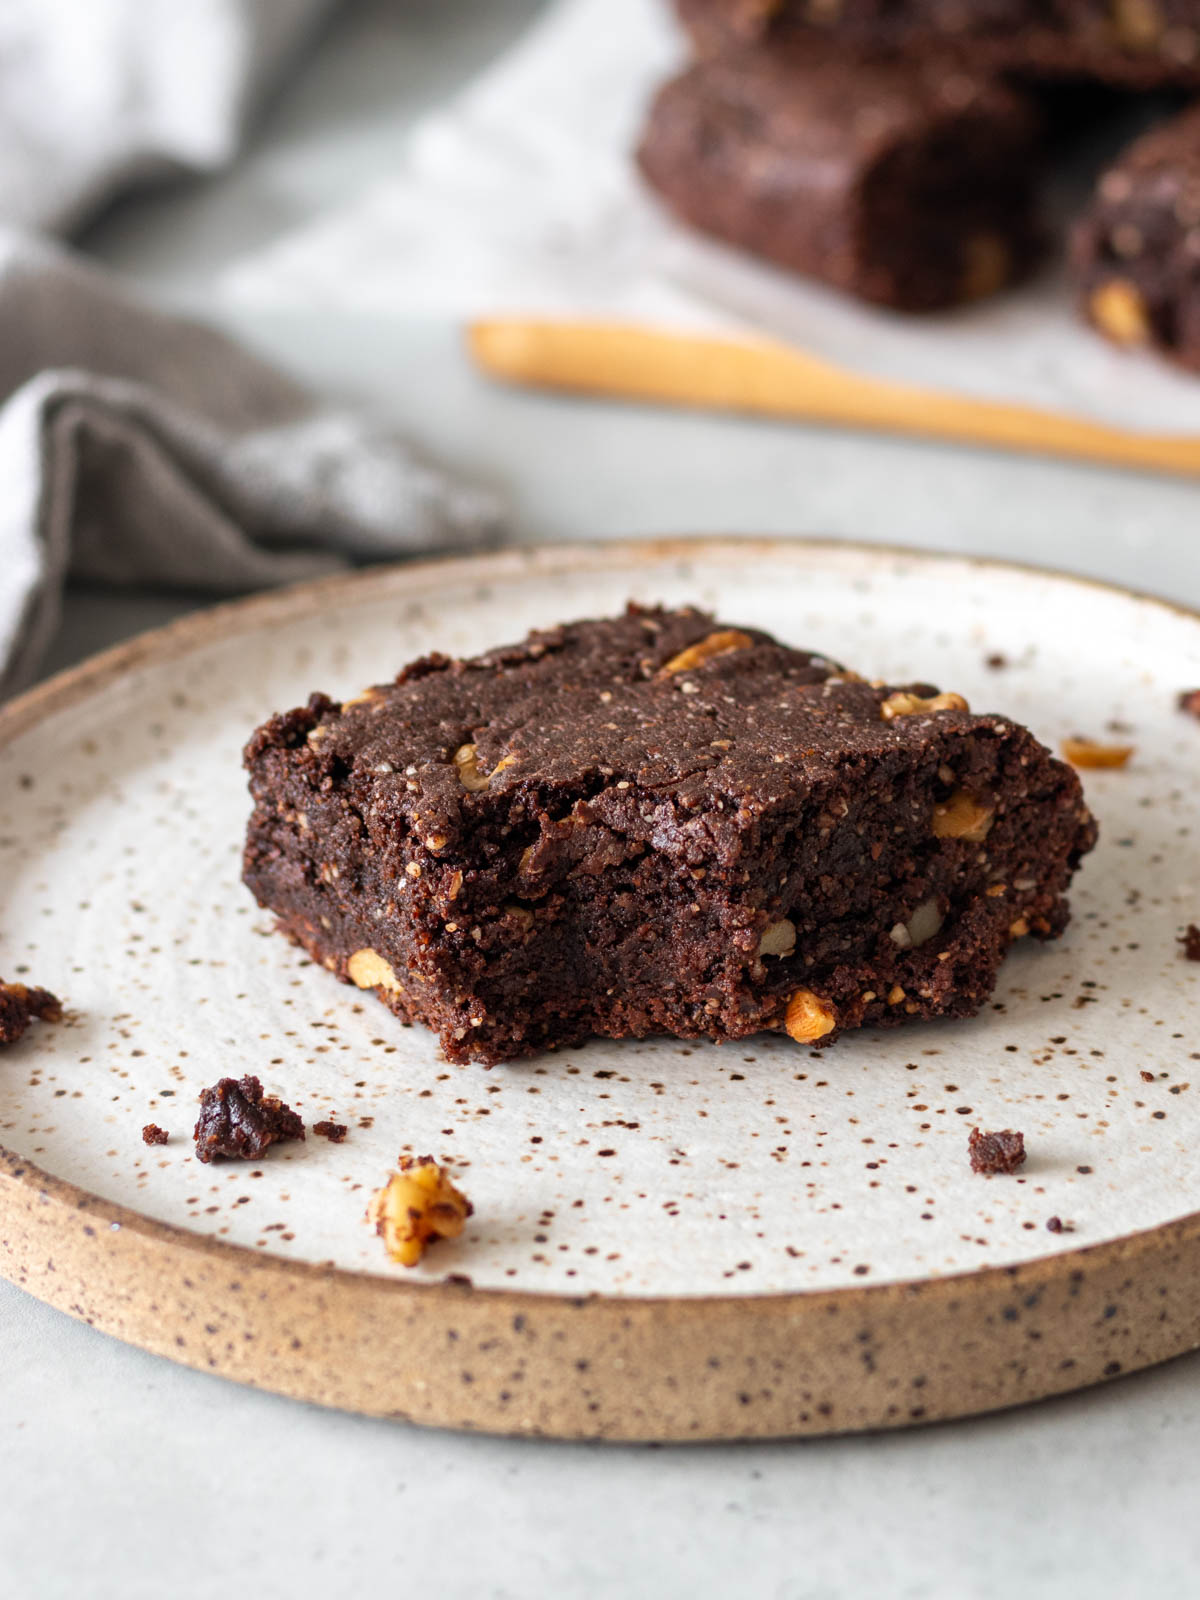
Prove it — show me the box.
[1073,101,1200,367]
[637,43,1043,310]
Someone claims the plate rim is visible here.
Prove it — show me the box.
[5,532,1200,1438]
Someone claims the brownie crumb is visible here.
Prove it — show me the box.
[242,604,1096,1066]
[141,1124,169,1146]
[0,979,62,1047]
[1140,1069,1156,1084]
[968,1125,1026,1175]
[313,1119,348,1143]
[1179,925,1200,961]
[1046,1215,1064,1233]
[1178,689,1200,719]
[985,652,1008,670]
[192,1074,305,1163]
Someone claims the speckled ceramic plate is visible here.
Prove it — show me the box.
[3,537,1200,1440]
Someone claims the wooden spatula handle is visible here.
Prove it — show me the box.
[468,318,1200,480]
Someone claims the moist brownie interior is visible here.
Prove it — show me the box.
[242,605,1096,1065]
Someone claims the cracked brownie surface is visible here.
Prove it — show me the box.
[242,604,1096,1065]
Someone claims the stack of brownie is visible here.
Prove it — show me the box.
[635,0,1200,369]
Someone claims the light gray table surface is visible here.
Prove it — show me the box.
[7,3,1200,1596]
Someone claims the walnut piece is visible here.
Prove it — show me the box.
[879,690,969,721]
[1111,0,1162,49]
[960,234,1011,302]
[659,630,754,676]
[347,948,405,995]
[342,686,383,710]
[453,743,516,792]
[367,1156,473,1267]
[0,979,62,1047]
[1061,737,1134,769]
[888,898,944,950]
[784,988,837,1043]
[931,790,994,841]
[1089,279,1151,345]
[757,917,796,958]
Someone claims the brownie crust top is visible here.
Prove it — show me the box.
[247,604,1065,853]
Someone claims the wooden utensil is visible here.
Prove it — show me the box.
[469,318,1200,480]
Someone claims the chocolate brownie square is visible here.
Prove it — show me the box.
[1073,102,1200,369]
[242,606,1096,1065]
[636,44,1042,310]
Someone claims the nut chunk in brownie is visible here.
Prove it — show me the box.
[242,604,1095,1066]
[1074,104,1200,371]
[193,1075,305,1163]
[636,44,1041,311]
[0,979,62,1047]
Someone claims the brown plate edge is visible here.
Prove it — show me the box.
[2,534,1198,1442]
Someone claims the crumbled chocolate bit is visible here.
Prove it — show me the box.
[192,1074,305,1163]
[0,979,62,1047]
[985,652,1008,670]
[968,1125,1026,1175]
[1140,1069,1156,1084]
[1178,689,1200,719]
[312,1119,348,1143]
[1046,1215,1064,1233]
[1179,924,1200,961]
[141,1124,169,1146]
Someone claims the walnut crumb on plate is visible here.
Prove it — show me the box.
[367,1156,473,1267]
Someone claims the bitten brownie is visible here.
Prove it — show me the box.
[242,605,1095,1066]
[676,0,1200,91]
[636,45,1042,310]
[1073,103,1200,369]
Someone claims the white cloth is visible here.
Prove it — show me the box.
[0,0,335,235]
[0,231,499,699]
[222,0,1200,435]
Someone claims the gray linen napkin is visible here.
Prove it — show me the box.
[0,230,501,699]
[0,0,336,235]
